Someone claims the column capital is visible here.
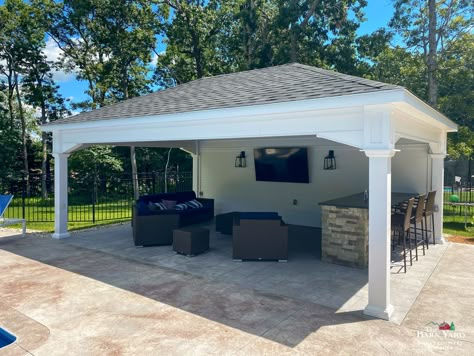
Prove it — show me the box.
[429,153,446,159]
[363,149,398,158]
[52,152,71,158]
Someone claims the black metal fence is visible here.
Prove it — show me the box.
[443,159,473,225]
[1,172,192,223]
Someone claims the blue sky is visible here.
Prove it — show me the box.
[1,0,394,107]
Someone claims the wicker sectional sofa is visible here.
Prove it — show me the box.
[132,191,214,247]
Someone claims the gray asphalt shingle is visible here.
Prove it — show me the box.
[47,63,402,126]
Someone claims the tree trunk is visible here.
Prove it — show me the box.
[14,72,30,196]
[41,132,49,199]
[121,80,139,200]
[290,28,298,63]
[427,0,438,107]
[164,148,172,193]
[131,146,139,200]
[6,71,15,129]
[40,97,48,199]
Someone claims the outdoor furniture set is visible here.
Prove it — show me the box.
[132,191,214,250]
[133,193,288,261]
[391,190,437,273]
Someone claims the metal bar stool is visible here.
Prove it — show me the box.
[391,198,415,273]
[424,191,437,246]
[411,194,426,260]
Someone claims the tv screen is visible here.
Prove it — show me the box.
[254,147,309,183]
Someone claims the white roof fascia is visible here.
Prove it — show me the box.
[401,90,458,132]
[41,89,405,132]
[41,88,457,133]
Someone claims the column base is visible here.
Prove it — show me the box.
[436,236,446,244]
[52,232,71,239]
[364,304,394,321]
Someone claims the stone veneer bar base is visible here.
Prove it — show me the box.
[321,205,368,268]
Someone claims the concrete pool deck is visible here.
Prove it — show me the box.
[0,226,473,355]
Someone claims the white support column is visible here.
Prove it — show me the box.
[364,149,396,320]
[52,153,70,239]
[430,153,446,243]
[192,153,201,195]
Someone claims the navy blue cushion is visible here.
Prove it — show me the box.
[136,200,151,215]
[138,191,197,205]
[239,212,280,220]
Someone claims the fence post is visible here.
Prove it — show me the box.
[21,174,26,220]
[92,173,97,223]
[92,191,96,224]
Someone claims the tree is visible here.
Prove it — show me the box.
[0,0,49,195]
[96,0,164,199]
[230,0,278,70]
[22,53,69,198]
[270,0,367,72]
[390,0,474,106]
[157,0,235,84]
[0,87,22,183]
[47,0,165,199]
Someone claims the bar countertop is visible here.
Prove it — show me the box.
[319,192,418,209]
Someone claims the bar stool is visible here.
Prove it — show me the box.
[391,198,415,273]
[424,191,437,246]
[411,194,426,260]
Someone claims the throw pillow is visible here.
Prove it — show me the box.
[175,203,188,211]
[162,200,177,209]
[148,202,158,212]
[154,202,167,210]
[136,200,149,214]
[185,199,203,209]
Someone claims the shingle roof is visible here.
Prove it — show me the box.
[48,63,402,126]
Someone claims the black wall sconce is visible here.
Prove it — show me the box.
[324,150,336,170]
[235,151,247,168]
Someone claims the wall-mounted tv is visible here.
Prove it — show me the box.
[254,147,309,183]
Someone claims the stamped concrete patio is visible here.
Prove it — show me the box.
[1,225,473,355]
[61,222,446,324]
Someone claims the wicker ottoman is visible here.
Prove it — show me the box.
[173,227,210,256]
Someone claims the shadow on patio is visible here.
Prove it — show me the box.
[0,223,376,348]
[0,222,447,349]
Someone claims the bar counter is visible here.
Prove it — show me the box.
[319,192,417,268]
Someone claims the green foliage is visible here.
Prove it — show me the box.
[46,0,165,106]
[69,146,124,177]
[157,0,369,84]
[437,33,474,130]
[1,0,472,182]
[0,92,22,181]
[360,1,473,157]
[156,0,237,84]
[390,0,473,51]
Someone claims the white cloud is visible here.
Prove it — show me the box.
[150,52,158,67]
[150,50,165,67]
[43,38,75,83]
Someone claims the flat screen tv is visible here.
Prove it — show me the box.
[254,147,309,183]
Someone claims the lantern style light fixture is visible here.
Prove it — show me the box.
[235,151,247,168]
[323,150,336,170]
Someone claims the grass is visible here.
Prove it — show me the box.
[443,214,474,238]
[4,198,132,233]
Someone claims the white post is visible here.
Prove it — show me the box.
[192,153,200,195]
[364,149,395,320]
[430,153,446,243]
[52,153,70,239]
